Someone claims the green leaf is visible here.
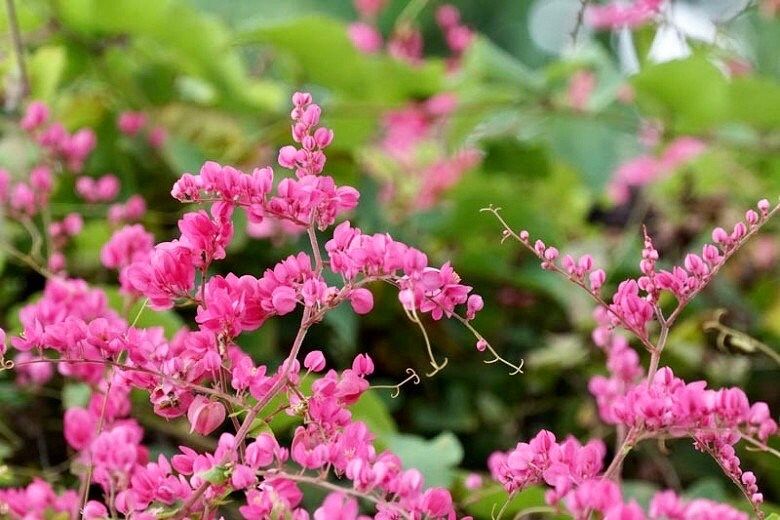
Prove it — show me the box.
[70,221,113,271]
[237,15,443,103]
[543,115,640,193]
[350,390,397,437]
[632,56,729,132]
[102,286,185,337]
[62,382,92,409]
[28,45,68,100]
[323,302,357,354]
[386,432,463,488]
[198,464,229,485]
[683,477,728,502]
[464,485,550,519]
[728,76,780,130]
[622,479,659,509]
[54,0,282,110]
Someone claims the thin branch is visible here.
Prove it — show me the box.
[4,0,29,100]
[481,205,657,353]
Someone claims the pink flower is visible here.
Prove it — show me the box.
[76,174,121,203]
[348,287,374,314]
[118,111,148,136]
[586,0,664,29]
[354,0,386,18]
[315,493,359,520]
[178,207,234,268]
[348,22,383,53]
[436,4,461,28]
[420,487,454,517]
[148,125,167,148]
[21,101,50,132]
[64,407,97,450]
[101,224,154,269]
[245,433,280,469]
[126,241,196,309]
[466,294,483,320]
[61,128,97,172]
[187,396,226,435]
[567,70,596,112]
[657,137,706,171]
[304,350,327,372]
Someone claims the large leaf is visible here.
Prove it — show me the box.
[28,45,68,100]
[54,0,282,110]
[728,76,780,130]
[632,56,730,133]
[386,431,463,488]
[237,15,444,103]
[543,115,640,193]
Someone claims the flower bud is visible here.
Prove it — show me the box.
[278,146,298,169]
[304,350,326,372]
[187,396,225,435]
[348,288,374,314]
[352,353,374,376]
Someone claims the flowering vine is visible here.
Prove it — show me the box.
[482,198,780,519]
[0,94,521,519]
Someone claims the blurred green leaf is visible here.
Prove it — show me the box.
[632,56,729,132]
[386,431,463,487]
[70,221,113,271]
[351,389,397,437]
[464,485,549,519]
[28,45,67,100]
[237,15,444,102]
[62,382,91,409]
[543,115,639,193]
[684,477,728,502]
[729,76,780,130]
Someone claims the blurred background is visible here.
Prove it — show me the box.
[1,0,780,517]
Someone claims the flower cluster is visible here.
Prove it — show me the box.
[348,1,473,69]
[21,101,97,172]
[0,100,150,275]
[485,198,779,519]
[586,0,665,30]
[117,110,167,148]
[361,93,481,215]
[76,173,121,203]
[171,96,358,231]
[0,93,491,519]
[609,136,707,204]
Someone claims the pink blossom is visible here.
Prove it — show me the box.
[567,70,596,112]
[354,0,386,18]
[64,407,97,450]
[187,396,226,435]
[20,101,50,132]
[76,174,121,202]
[118,111,148,136]
[148,125,167,148]
[126,241,196,309]
[348,287,374,314]
[304,350,327,372]
[586,0,664,29]
[348,22,383,53]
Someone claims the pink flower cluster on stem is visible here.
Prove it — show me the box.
[485,198,780,519]
[1,93,500,519]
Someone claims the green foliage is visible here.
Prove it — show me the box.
[386,431,464,488]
